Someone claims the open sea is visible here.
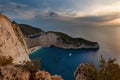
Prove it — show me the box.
[29,26,120,80]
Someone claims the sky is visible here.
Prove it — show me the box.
[0,0,120,31]
[1,0,120,67]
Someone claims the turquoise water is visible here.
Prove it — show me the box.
[29,47,99,80]
[29,26,120,80]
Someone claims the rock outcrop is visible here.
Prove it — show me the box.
[0,14,30,64]
[0,65,63,80]
[0,14,63,80]
[74,64,98,80]
[18,24,99,50]
[25,31,99,49]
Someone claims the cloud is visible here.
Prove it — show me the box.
[16,10,38,20]
[0,0,120,28]
[0,1,28,13]
[14,8,53,20]
[75,15,120,23]
[0,1,36,19]
[10,2,28,9]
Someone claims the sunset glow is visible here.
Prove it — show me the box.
[0,0,120,27]
[1,0,120,80]
[104,18,120,25]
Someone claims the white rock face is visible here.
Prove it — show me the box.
[0,14,30,64]
[39,33,60,47]
[26,32,99,50]
[25,33,60,48]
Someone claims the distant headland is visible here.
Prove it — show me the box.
[0,13,99,80]
[18,24,99,52]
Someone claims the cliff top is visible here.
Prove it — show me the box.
[0,13,30,64]
[47,31,98,46]
[17,23,44,36]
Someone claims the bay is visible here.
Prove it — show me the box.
[29,26,120,80]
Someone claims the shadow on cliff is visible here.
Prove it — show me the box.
[50,45,99,53]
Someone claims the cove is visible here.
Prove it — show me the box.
[29,47,99,80]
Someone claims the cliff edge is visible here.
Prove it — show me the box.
[0,14,30,64]
[20,24,99,50]
[0,14,63,80]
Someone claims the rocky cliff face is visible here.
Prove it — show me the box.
[0,14,30,64]
[18,24,99,50]
[26,32,99,49]
[25,32,60,48]
[0,14,63,80]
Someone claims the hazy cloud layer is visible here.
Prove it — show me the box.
[74,13,120,23]
[0,0,120,31]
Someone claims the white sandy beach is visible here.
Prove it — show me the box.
[29,46,42,54]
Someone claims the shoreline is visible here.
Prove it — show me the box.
[29,46,42,54]
[28,45,99,54]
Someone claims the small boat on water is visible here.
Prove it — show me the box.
[69,53,72,56]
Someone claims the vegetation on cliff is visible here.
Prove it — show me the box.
[74,56,120,80]
[0,58,63,80]
[18,24,44,36]
[16,23,98,48]
[47,31,98,47]
[17,23,99,49]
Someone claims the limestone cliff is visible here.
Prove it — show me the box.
[18,24,99,49]
[0,14,30,64]
[0,14,63,80]
[25,31,99,49]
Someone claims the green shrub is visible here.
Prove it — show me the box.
[23,60,40,72]
[75,56,120,80]
[99,56,120,80]
[22,60,40,80]
[18,24,43,36]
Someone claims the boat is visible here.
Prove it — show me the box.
[69,53,72,56]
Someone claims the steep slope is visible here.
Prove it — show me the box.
[46,31,99,49]
[0,65,63,80]
[0,14,30,64]
[20,25,99,49]
[0,14,63,80]
[18,24,44,36]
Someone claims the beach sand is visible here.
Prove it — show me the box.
[29,46,42,54]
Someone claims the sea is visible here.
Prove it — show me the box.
[29,26,120,80]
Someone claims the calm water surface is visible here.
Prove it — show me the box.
[29,26,120,80]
